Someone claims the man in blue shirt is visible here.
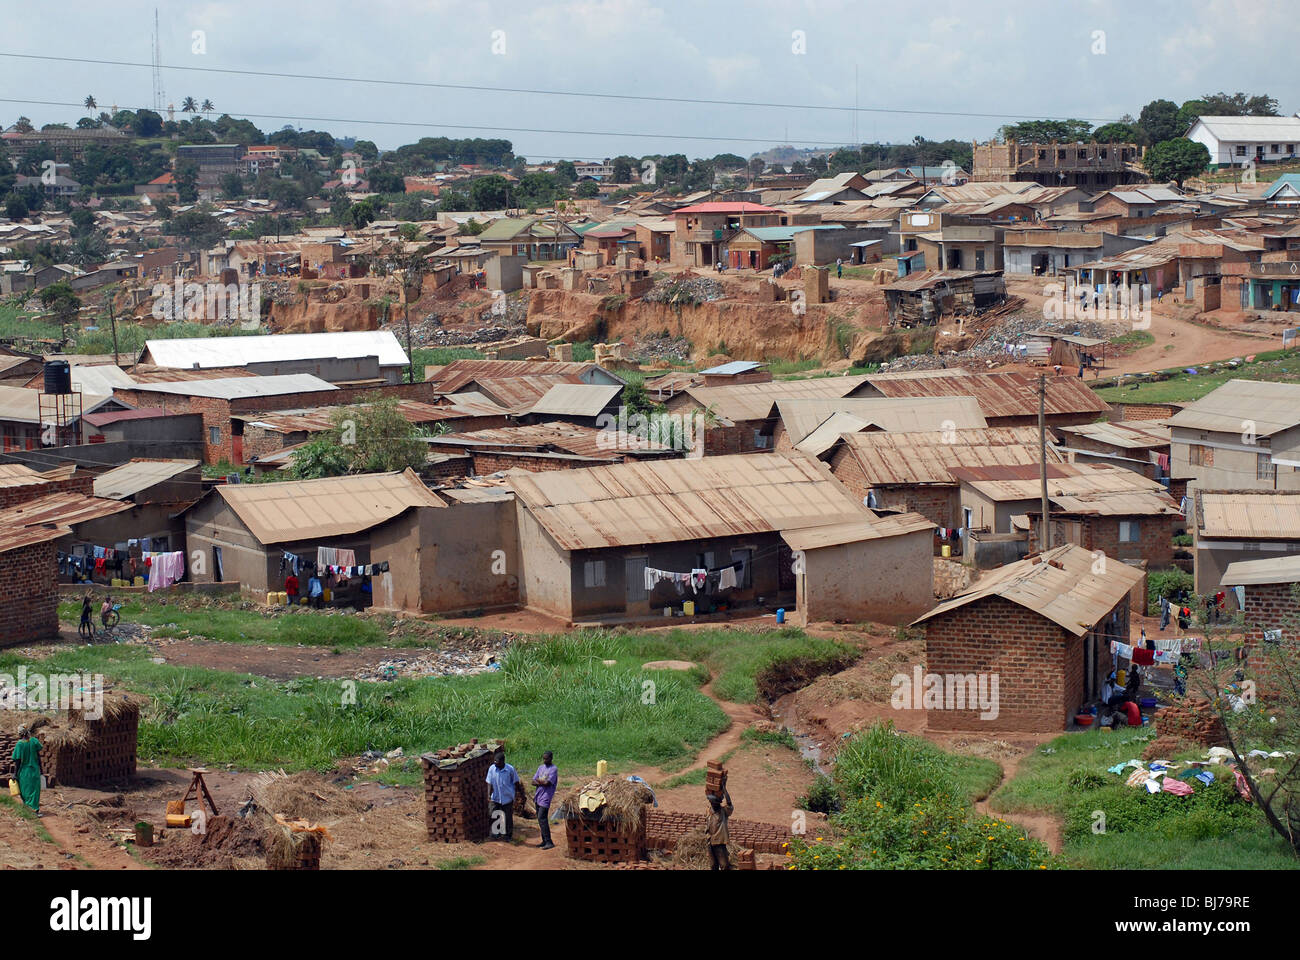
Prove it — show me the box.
[485,750,523,842]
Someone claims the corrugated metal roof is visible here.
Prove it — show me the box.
[1198,491,1300,539]
[240,398,503,434]
[144,331,410,369]
[1056,419,1170,450]
[1221,554,1300,586]
[951,461,1168,506]
[428,358,621,391]
[883,269,1002,293]
[509,452,870,551]
[471,375,579,413]
[0,385,113,424]
[831,427,1063,484]
[212,468,445,545]
[700,360,766,376]
[1191,116,1300,142]
[93,459,200,500]
[429,421,670,459]
[1166,380,1300,436]
[0,463,76,488]
[70,364,136,395]
[529,383,622,417]
[128,374,337,401]
[0,492,132,553]
[914,543,1144,636]
[867,371,1110,420]
[82,407,170,427]
[678,375,873,422]
[779,397,988,449]
[781,512,934,550]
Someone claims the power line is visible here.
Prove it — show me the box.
[0,97,907,147]
[0,52,1123,125]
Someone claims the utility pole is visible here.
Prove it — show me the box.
[1038,373,1050,553]
[108,287,120,368]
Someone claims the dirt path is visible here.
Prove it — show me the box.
[146,639,458,681]
[0,799,144,870]
[970,751,1063,855]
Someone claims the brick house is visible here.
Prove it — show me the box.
[915,543,1143,732]
[1024,486,1184,569]
[1221,555,1300,641]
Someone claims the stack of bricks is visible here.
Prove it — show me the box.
[420,742,495,842]
[1155,699,1228,746]
[644,810,790,854]
[49,701,140,787]
[564,808,647,864]
[705,761,726,798]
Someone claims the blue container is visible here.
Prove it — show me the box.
[776,608,786,624]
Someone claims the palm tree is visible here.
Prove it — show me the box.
[181,96,198,114]
[83,95,97,111]
[201,98,214,118]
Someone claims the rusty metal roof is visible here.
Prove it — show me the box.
[93,459,200,500]
[867,371,1110,420]
[832,427,1063,484]
[469,375,581,413]
[509,453,870,551]
[913,543,1145,636]
[1221,554,1300,586]
[1055,419,1170,450]
[779,397,988,449]
[529,383,622,418]
[1166,380,1300,437]
[781,512,934,550]
[211,468,445,545]
[951,461,1166,503]
[0,492,132,553]
[427,359,620,392]
[1198,491,1300,539]
[677,375,873,423]
[239,398,504,434]
[0,463,76,488]
[429,421,671,459]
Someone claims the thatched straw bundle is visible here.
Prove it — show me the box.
[552,776,654,825]
[248,770,366,821]
[670,825,743,870]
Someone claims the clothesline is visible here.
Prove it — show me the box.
[644,560,744,595]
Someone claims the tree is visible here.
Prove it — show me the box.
[1199,91,1279,117]
[1143,138,1210,186]
[1177,99,1211,130]
[469,174,509,211]
[14,116,33,134]
[293,398,429,479]
[748,157,766,177]
[354,140,379,161]
[38,282,81,344]
[553,160,577,183]
[167,209,227,250]
[267,179,307,210]
[174,161,200,203]
[807,154,828,175]
[367,168,405,194]
[68,230,108,266]
[200,99,215,116]
[83,95,97,111]
[611,156,633,183]
[181,97,198,114]
[134,109,163,137]
[349,199,377,229]
[70,207,96,236]
[998,119,1093,143]
[1092,122,1141,143]
[1137,99,1181,145]
[575,180,599,198]
[5,192,29,220]
[219,171,246,200]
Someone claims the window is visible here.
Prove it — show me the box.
[1236,146,1248,157]
[1288,144,1295,154]
[208,426,221,445]
[1272,144,1281,153]
[1119,521,1140,543]
[753,431,770,449]
[1100,149,1108,160]
[696,551,714,571]
[1258,453,1275,481]
[1189,443,1214,467]
[583,560,606,588]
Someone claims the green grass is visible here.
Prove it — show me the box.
[991,728,1298,869]
[410,346,483,382]
[438,855,487,870]
[1095,348,1300,404]
[1111,330,1154,349]
[741,726,799,750]
[12,622,850,778]
[658,767,707,790]
[769,357,822,377]
[0,301,63,341]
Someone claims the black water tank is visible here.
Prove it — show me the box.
[43,360,71,395]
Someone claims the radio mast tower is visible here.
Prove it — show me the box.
[151,9,165,112]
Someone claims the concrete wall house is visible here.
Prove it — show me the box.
[1193,490,1300,605]
[1167,380,1300,494]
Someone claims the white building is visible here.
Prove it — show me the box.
[1186,116,1300,169]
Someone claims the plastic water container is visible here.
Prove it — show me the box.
[941,544,951,558]
[776,608,786,624]
[683,601,695,616]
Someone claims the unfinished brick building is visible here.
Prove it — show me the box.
[0,695,141,788]
[915,544,1143,732]
[1222,555,1300,641]
[971,140,1145,189]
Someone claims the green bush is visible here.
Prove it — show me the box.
[1147,568,1193,615]
[1062,779,1255,845]
[799,774,841,815]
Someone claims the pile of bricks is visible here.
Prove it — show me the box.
[420,741,497,842]
[1155,700,1228,746]
[51,702,140,787]
[564,809,647,864]
[644,810,790,854]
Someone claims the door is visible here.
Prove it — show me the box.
[212,547,223,583]
[625,557,647,611]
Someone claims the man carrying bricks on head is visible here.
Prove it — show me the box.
[532,750,558,850]
[486,749,523,842]
[705,775,734,871]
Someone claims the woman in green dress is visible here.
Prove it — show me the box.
[10,725,42,814]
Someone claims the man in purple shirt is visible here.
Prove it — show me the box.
[532,750,558,850]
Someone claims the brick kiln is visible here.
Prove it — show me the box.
[420,740,498,842]
[0,693,140,788]
[553,775,655,864]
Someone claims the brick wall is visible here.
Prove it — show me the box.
[0,474,94,510]
[0,541,58,646]
[924,595,1073,732]
[705,422,769,456]
[1243,581,1299,639]
[1029,513,1178,569]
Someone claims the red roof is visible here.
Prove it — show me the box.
[150,172,175,185]
[673,202,779,215]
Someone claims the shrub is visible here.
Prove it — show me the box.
[1147,568,1193,615]
[799,774,841,815]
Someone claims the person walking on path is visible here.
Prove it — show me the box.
[836,258,843,279]
[10,725,42,814]
[486,750,524,842]
[532,750,558,850]
[705,777,734,871]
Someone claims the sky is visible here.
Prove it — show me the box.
[0,0,1293,161]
